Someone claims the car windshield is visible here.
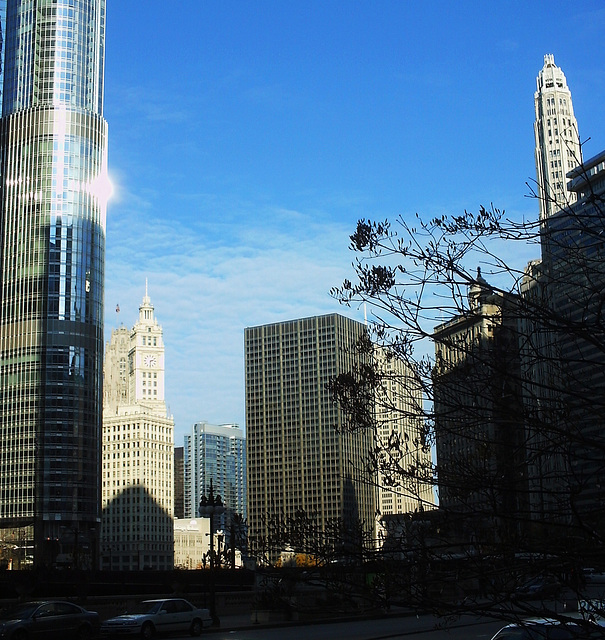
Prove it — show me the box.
[0,604,39,620]
[126,602,163,615]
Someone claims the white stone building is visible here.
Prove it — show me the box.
[101,287,174,570]
[534,54,582,220]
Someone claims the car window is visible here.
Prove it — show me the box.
[55,603,80,616]
[494,631,531,640]
[35,603,56,618]
[546,627,578,640]
[137,602,162,615]
[174,600,192,613]
[161,601,177,614]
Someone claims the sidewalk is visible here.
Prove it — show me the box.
[205,605,416,633]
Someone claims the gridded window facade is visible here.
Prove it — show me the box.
[245,314,376,554]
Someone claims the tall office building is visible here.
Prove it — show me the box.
[373,347,434,524]
[245,314,376,558]
[0,0,109,568]
[536,150,605,528]
[183,421,246,532]
[534,54,581,219]
[101,289,174,570]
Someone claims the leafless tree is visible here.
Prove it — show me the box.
[328,153,605,626]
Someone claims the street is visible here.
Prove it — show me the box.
[170,613,504,640]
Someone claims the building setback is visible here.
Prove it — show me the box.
[0,0,109,568]
[245,314,376,558]
[101,289,174,570]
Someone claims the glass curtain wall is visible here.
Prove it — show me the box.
[0,0,108,568]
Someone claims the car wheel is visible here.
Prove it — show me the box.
[77,625,93,640]
[190,618,203,636]
[140,622,155,640]
[12,631,28,640]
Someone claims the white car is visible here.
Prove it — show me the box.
[490,617,597,640]
[100,598,212,638]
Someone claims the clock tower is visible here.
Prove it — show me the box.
[102,283,174,571]
[128,283,166,408]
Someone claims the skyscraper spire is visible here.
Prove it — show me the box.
[534,54,582,220]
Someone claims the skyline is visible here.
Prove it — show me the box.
[103,1,605,440]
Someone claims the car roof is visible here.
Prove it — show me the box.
[142,599,186,603]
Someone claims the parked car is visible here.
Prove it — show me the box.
[100,599,211,638]
[513,576,561,600]
[491,618,599,640]
[0,600,100,640]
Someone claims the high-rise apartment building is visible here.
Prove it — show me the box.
[245,314,376,557]
[101,289,174,570]
[174,446,184,520]
[183,422,246,531]
[534,54,582,219]
[0,0,109,568]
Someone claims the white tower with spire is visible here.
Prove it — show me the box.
[534,54,582,220]
[128,280,166,409]
[101,284,174,570]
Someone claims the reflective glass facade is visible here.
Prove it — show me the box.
[0,0,107,568]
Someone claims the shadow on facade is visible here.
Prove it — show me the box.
[101,483,173,571]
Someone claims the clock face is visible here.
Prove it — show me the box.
[144,355,157,368]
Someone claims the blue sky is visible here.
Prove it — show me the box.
[103,1,605,442]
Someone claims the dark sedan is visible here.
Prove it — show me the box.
[0,601,100,640]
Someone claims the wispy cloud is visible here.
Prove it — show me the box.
[105,199,359,441]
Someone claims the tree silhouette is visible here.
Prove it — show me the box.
[328,149,605,625]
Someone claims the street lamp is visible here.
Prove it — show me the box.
[198,479,225,626]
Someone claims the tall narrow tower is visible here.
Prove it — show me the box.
[0,1,109,568]
[534,54,581,220]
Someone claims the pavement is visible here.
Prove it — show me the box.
[205,605,415,634]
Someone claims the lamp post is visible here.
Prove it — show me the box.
[198,479,225,627]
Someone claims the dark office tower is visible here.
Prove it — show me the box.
[0,1,109,569]
[245,314,376,561]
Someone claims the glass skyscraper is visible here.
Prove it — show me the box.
[184,421,246,533]
[0,0,108,568]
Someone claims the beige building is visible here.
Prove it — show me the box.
[373,347,434,543]
[174,519,210,570]
[101,287,174,570]
[534,54,581,220]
